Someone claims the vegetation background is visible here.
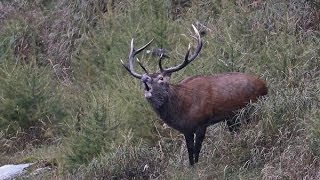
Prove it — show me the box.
[0,0,319,179]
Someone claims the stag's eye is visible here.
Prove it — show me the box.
[159,77,164,81]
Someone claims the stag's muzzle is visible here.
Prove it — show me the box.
[141,74,150,83]
[141,74,151,92]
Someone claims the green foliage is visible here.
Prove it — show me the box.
[64,90,117,169]
[0,64,66,151]
[63,84,157,169]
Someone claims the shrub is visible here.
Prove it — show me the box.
[71,141,166,179]
[0,64,66,152]
[65,99,115,169]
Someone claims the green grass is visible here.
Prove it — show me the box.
[0,0,319,179]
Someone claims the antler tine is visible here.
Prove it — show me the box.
[121,58,141,79]
[187,24,203,62]
[120,59,131,72]
[123,39,153,79]
[137,58,148,74]
[135,39,154,55]
[126,39,144,78]
[160,24,203,74]
[158,54,165,72]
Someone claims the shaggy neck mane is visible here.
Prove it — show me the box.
[148,84,185,127]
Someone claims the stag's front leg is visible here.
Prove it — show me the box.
[194,126,207,163]
[184,133,195,166]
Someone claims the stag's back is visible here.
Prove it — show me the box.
[173,72,267,124]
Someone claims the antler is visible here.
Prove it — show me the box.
[121,39,153,79]
[159,24,203,74]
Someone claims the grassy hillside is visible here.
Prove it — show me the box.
[0,0,319,179]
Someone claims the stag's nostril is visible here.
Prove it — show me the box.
[141,77,147,83]
[141,74,150,83]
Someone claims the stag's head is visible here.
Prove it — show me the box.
[121,25,203,105]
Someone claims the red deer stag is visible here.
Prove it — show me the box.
[121,25,268,166]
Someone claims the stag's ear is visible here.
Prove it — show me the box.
[164,76,171,82]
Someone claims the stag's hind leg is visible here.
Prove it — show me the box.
[194,126,207,163]
[184,133,195,166]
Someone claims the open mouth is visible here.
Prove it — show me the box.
[143,82,150,91]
